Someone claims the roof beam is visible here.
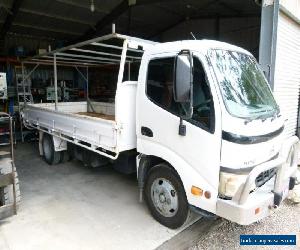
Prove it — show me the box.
[149,14,260,39]
[148,0,219,39]
[0,2,95,27]
[76,0,176,42]
[55,0,148,25]
[0,0,24,39]
[54,0,109,14]
[78,0,130,41]
[12,22,82,36]
[2,1,146,30]
[19,8,95,27]
[6,31,56,41]
[218,1,240,15]
[149,0,260,39]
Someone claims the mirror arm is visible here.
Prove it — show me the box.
[178,117,186,136]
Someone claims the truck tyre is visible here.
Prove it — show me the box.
[42,133,61,165]
[60,151,71,163]
[67,143,75,161]
[144,163,189,229]
[0,164,21,206]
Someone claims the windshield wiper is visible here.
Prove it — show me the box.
[244,110,275,124]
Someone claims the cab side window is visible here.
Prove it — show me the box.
[146,56,214,133]
[146,57,178,114]
[191,58,215,133]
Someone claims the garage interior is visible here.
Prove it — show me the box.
[0,0,262,112]
[2,1,297,250]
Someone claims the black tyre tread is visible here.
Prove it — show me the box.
[60,150,70,163]
[53,151,61,165]
[42,134,61,165]
[67,143,75,160]
[144,163,189,229]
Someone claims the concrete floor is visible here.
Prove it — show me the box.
[0,143,200,250]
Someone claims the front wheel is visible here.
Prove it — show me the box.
[144,163,189,229]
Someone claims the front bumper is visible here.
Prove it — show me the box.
[216,136,299,225]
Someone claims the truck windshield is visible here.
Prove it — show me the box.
[208,49,279,119]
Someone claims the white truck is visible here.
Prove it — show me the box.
[22,33,299,229]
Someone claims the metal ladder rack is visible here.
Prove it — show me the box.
[15,64,35,141]
[15,65,34,106]
[0,113,17,219]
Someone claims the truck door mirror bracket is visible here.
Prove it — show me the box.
[179,118,186,136]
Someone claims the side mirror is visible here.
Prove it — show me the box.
[174,52,192,104]
[174,50,193,136]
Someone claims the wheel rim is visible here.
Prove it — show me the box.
[43,137,51,160]
[150,178,178,217]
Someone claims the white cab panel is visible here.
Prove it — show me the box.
[115,81,138,151]
[136,51,222,213]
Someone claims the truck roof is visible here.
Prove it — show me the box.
[147,39,252,56]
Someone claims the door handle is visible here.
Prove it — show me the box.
[141,126,153,137]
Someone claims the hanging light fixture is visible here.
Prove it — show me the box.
[90,0,95,12]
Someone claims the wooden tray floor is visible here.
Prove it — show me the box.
[76,112,115,121]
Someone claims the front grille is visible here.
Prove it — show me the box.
[255,168,277,187]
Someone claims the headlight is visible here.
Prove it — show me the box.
[218,172,248,199]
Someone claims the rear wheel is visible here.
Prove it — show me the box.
[144,163,189,229]
[60,151,70,163]
[42,133,61,165]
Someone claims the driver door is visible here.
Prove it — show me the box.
[137,52,222,212]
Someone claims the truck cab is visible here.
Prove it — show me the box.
[136,40,299,228]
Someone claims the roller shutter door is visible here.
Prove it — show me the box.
[273,11,300,138]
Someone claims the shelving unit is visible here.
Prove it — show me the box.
[0,112,18,219]
[0,115,16,146]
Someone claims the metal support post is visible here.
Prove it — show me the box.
[20,63,25,142]
[54,53,58,111]
[74,66,94,112]
[21,62,26,106]
[86,66,89,100]
[117,39,128,85]
[259,0,279,90]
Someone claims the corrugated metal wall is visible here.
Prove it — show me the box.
[273,11,300,137]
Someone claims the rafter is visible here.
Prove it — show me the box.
[78,0,130,41]
[12,22,82,36]
[77,0,178,42]
[0,0,24,39]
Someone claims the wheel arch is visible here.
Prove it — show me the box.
[137,154,181,202]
